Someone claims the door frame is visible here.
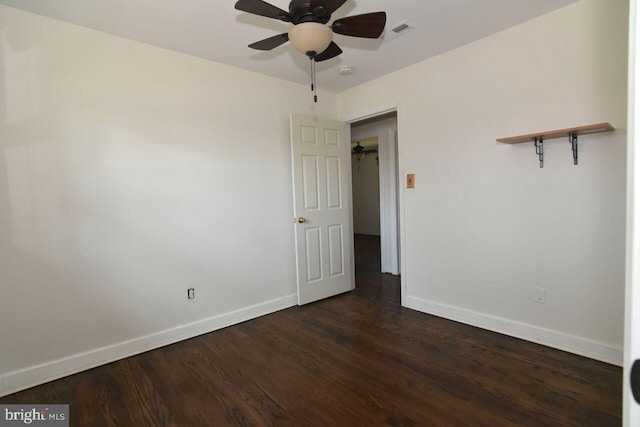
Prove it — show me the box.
[345,107,406,304]
[625,0,639,423]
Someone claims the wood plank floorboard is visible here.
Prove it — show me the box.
[0,234,622,426]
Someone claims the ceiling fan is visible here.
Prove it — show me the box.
[352,141,378,172]
[234,0,386,101]
[352,141,377,158]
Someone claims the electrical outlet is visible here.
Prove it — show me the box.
[187,288,195,300]
[535,287,546,304]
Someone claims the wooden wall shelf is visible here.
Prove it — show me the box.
[497,123,614,144]
[497,123,614,167]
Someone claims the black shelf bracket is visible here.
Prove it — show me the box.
[534,138,544,168]
[569,132,578,165]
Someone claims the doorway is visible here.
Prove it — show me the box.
[350,111,400,279]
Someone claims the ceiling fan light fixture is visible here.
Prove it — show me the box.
[289,22,333,58]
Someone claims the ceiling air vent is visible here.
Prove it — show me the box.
[392,23,411,34]
[384,20,416,42]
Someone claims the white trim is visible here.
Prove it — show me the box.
[396,110,407,302]
[344,107,398,125]
[625,0,640,423]
[379,128,399,275]
[0,294,297,397]
[404,295,623,367]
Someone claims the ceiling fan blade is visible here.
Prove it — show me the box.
[234,0,292,22]
[314,42,343,62]
[310,0,347,15]
[332,12,386,38]
[248,33,289,50]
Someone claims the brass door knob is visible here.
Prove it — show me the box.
[296,217,306,223]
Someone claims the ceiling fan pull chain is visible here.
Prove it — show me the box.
[309,57,313,92]
[313,59,318,102]
[309,58,318,103]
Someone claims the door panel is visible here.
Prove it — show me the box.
[302,155,320,210]
[326,157,342,209]
[291,114,354,305]
[305,227,322,283]
[328,224,344,277]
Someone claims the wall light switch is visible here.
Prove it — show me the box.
[407,174,415,189]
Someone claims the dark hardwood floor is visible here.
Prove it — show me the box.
[1,234,622,426]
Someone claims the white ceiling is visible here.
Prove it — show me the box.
[0,0,578,93]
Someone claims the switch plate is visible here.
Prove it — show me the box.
[407,174,415,188]
[187,288,195,300]
[535,287,546,304]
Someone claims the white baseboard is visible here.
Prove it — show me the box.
[403,295,623,366]
[0,294,298,397]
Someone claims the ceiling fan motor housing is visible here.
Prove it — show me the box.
[289,0,331,24]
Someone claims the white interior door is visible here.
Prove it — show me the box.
[290,114,354,305]
[626,1,640,424]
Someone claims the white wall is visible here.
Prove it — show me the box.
[351,149,380,236]
[339,0,628,364]
[0,5,337,395]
